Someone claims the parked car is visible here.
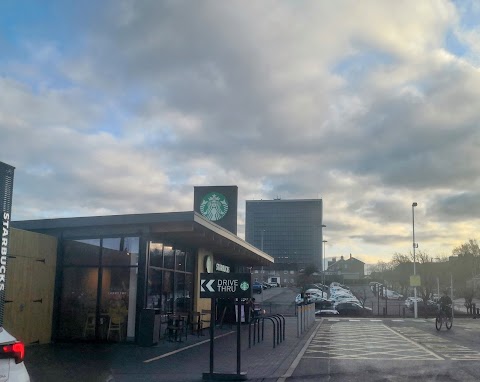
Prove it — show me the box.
[315,309,339,316]
[386,290,403,300]
[253,282,263,294]
[267,282,279,287]
[305,289,325,300]
[0,328,30,382]
[307,292,325,303]
[404,297,422,308]
[335,302,373,316]
[315,299,334,310]
[409,299,438,315]
[295,294,305,305]
[332,297,360,306]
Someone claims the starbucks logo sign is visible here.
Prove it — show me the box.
[200,192,229,221]
[240,281,249,291]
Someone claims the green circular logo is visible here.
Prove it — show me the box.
[240,281,249,291]
[200,192,229,221]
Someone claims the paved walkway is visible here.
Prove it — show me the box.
[25,316,318,382]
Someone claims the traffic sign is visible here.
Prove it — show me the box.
[200,273,252,298]
[410,275,421,287]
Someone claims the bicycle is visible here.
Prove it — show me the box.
[435,305,452,331]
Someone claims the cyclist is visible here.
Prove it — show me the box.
[438,290,452,318]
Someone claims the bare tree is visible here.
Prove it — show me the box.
[412,251,436,303]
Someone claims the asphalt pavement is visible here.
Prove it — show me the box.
[25,287,316,382]
[26,286,480,381]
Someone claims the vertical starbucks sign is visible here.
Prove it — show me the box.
[0,161,14,327]
[194,186,238,234]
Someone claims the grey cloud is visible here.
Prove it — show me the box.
[2,1,479,261]
[349,234,408,245]
[430,192,480,220]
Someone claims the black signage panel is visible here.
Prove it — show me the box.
[0,162,15,327]
[200,273,252,298]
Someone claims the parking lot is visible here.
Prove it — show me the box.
[286,317,480,381]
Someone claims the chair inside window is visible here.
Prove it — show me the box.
[83,313,96,338]
[200,309,211,336]
[166,315,187,342]
[190,312,201,336]
[107,313,126,341]
[107,301,128,341]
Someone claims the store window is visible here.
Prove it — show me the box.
[59,237,139,342]
[146,242,194,314]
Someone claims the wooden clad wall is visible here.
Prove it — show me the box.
[4,228,57,344]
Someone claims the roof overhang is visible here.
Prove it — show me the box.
[13,211,274,267]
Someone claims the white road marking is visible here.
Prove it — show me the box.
[304,321,441,360]
[143,331,234,363]
[382,324,443,360]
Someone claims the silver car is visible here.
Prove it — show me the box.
[0,328,30,382]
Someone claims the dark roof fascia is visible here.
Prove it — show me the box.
[12,211,195,231]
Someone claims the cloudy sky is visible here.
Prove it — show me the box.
[1,0,479,264]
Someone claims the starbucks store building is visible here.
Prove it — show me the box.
[12,186,273,343]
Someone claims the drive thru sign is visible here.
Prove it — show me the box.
[200,273,252,299]
[200,272,251,380]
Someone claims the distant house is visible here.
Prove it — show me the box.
[327,254,365,280]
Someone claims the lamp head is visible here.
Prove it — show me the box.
[412,202,417,207]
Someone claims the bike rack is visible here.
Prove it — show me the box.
[248,313,286,349]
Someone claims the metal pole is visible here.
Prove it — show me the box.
[237,298,241,375]
[261,230,265,303]
[451,273,454,319]
[322,240,327,286]
[412,202,418,319]
[209,298,215,374]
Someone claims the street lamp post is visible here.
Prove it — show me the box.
[412,202,418,319]
[322,240,328,286]
[260,229,265,280]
